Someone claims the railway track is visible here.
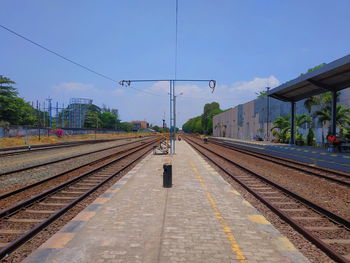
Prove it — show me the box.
[208,137,350,186]
[0,139,118,158]
[0,136,152,158]
[185,136,350,263]
[0,137,160,259]
[0,136,155,177]
[0,137,156,201]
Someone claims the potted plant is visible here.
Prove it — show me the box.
[296,133,304,146]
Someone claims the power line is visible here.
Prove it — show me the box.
[0,24,163,97]
[0,24,117,82]
[174,0,179,80]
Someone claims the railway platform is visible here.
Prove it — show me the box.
[212,137,350,174]
[23,141,309,263]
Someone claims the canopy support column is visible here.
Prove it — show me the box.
[331,90,337,135]
[290,101,296,145]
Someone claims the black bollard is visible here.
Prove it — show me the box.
[163,164,172,188]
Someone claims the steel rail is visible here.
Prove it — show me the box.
[185,136,350,263]
[208,138,350,186]
[0,137,155,177]
[0,138,159,259]
[0,137,154,200]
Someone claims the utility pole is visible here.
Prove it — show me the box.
[162,112,166,131]
[46,98,52,129]
[56,101,59,128]
[43,101,46,127]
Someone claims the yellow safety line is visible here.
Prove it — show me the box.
[221,140,264,150]
[190,161,248,263]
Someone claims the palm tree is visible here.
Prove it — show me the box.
[271,114,312,143]
[271,116,290,143]
[295,114,312,140]
[304,92,333,114]
[304,96,319,114]
[314,104,350,143]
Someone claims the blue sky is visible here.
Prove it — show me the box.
[1,0,350,126]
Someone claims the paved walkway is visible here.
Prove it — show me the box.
[213,137,350,173]
[24,141,309,263]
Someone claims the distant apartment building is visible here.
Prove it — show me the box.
[130,121,149,131]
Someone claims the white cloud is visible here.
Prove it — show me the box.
[230,75,279,93]
[112,88,125,96]
[52,82,97,93]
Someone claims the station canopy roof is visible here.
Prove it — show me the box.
[268,54,350,102]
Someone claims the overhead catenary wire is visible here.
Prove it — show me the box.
[174,0,179,80]
[0,24,163,97]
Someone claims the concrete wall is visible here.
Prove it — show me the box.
[213,88,350,143]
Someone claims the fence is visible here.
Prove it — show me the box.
[0,126,125,138]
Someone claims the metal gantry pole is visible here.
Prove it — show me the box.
[331,90,337,135]
[169,81,173,153]
[119,79,216,154]
[290,101,296,145]
[173,80,176,154]
[266,87,270,140]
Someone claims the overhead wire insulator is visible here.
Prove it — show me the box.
[209,80,216,93]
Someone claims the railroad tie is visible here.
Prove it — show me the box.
[24,209,56,214]
[60,191,85,194]
[50,196,77,200]
[39,202,65,206]
[305,226,340,231]
[291,216,322,220]
[321,239,350,244]
[0,229,26,234]
[270,201,297,205]
[7,218,42,223]
[69,186,91,190]
[279,208,307,212]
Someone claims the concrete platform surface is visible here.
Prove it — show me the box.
[23,141,309,263]
[213,137,350,173]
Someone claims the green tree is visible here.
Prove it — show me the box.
[84,111,101,128]
[201,102,220,134]
[201,102,223,135]
[256,90,267,98]
[119,122,134,132]
[0,76,18,97]
[0,75,36,125]
[100,112,118,129]
[183,116,202,134]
